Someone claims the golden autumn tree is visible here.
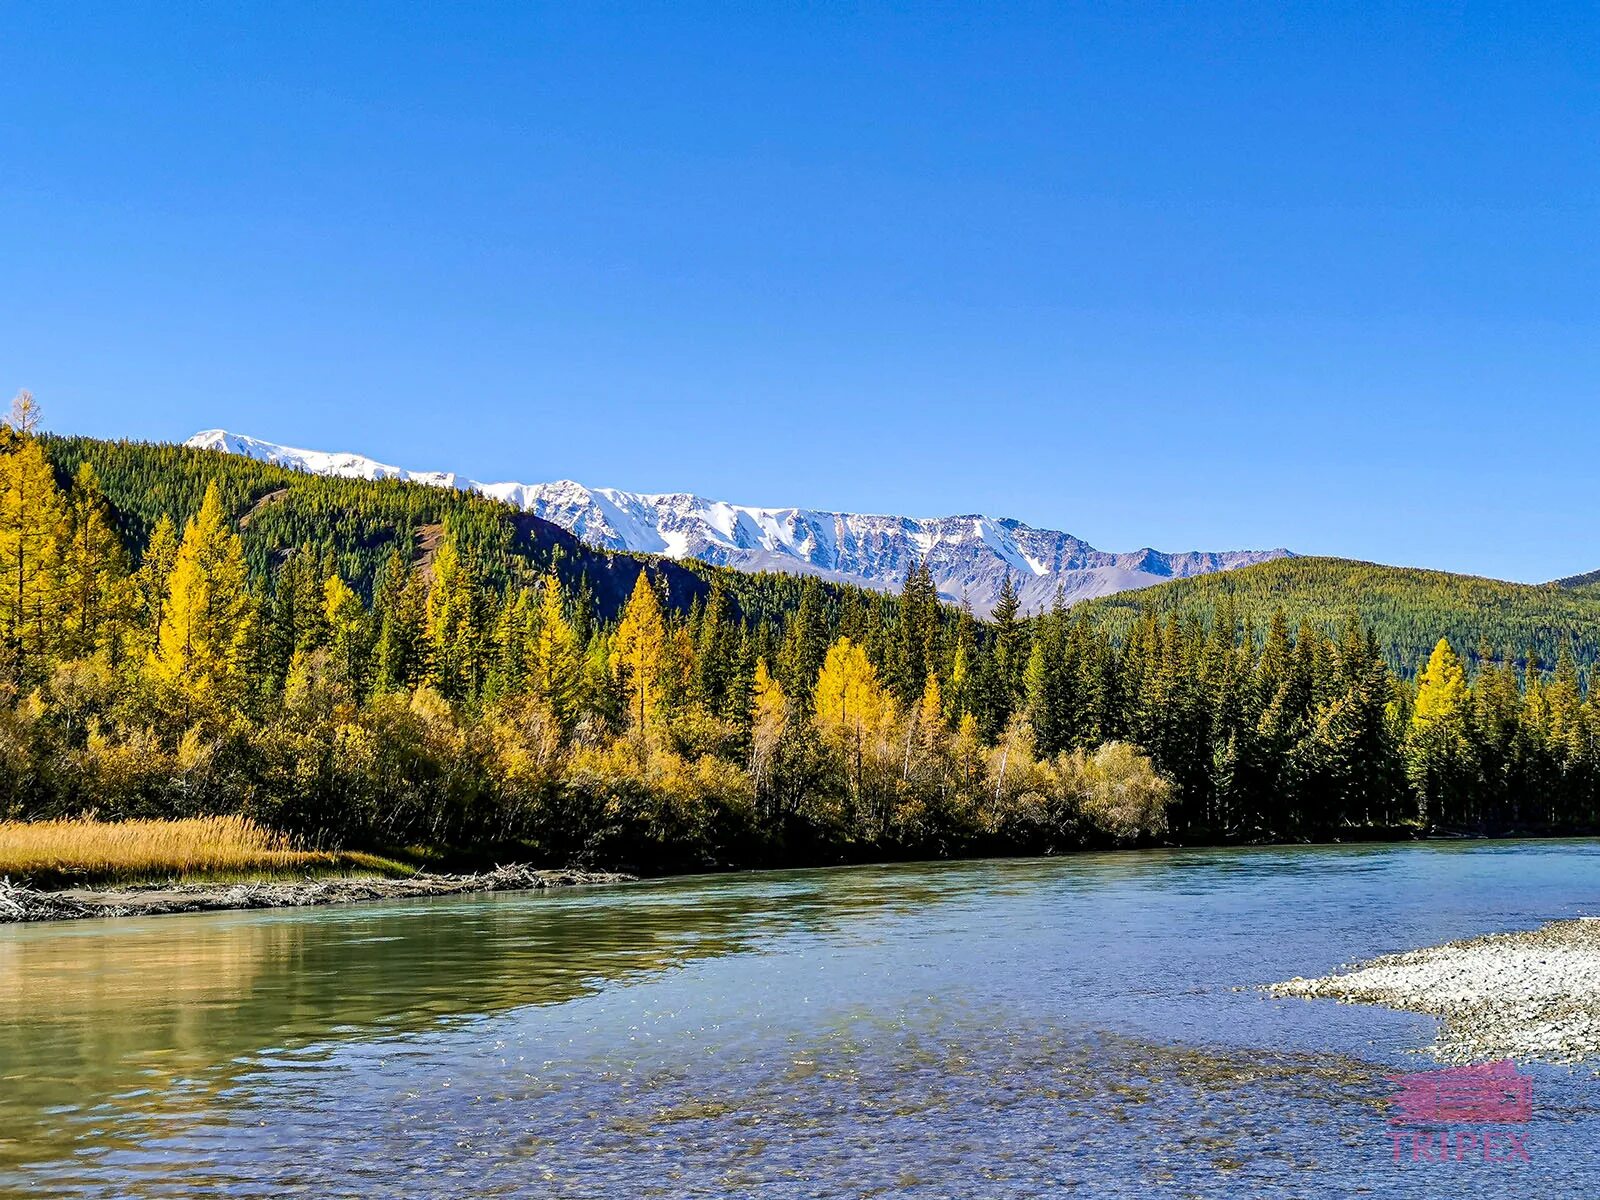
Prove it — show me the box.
[915,672,944,753]
[324,572,367,690]
[1412,638,1469,730]
[1405,637,1475,825]
[749,657,788,795]
[0,396,67,679]
[812,636,896,798]
[149,482,254,704]
[610,572,668,738]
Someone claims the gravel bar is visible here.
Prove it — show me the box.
[0,864,632,924]
[1266,918,1600,1064]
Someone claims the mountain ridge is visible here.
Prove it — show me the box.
[184,430,1293,616]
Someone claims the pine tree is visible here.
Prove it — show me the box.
[979,573,1025,735]
[690,578,732,708]
[777,576,829,702]
[374,563,430,693]
[915,671,944,752]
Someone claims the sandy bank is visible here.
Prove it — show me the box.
[0,864,633,924]
[1267,918,1600,1063]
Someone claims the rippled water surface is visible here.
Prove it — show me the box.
[4,841,1600,1197]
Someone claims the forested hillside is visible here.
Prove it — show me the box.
[6,402,1600,874]
[1079,556,1600,677]
[43,433,835,629]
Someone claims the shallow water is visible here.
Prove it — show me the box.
[3,841,1598,1197]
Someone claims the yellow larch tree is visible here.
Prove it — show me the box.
[749,657,788,793]
[812,636,897,796]
[324,572,367,689]
[149,482,254,703]
[0,407,67,679]
[1412,638,1469,730]
[610,572,668,738]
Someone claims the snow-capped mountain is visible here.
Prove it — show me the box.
[185,430,1292,615]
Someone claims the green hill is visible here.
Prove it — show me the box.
[41,434,858,627]
[1076,556,1600,675]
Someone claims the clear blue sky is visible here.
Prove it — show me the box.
[5,4,1598,581]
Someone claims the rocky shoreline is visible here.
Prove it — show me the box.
[1266,917,1600,1064]
[0,864,633,924]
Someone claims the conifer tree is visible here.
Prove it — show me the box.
[134,513,180,656]
[374,564,430,693]
[0,419,67,681]
[61,461,129,659]
[610,571,669,738]
[1406,638,1477,826]
[324,572,369,693]
[529,571,582,725]
[149,482,254,705]
[778,576,829,702]
[425,532,484,700]
[915,671,944,752]
[812,636,896,800]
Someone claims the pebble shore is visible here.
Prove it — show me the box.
[1267,918,1600,1063]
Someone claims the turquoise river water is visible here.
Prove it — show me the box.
[2,841,1598,1197]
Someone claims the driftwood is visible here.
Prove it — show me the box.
[0,865,631,924]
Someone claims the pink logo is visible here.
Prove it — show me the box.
[1385,1060,1533,1164]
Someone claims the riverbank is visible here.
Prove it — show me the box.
[0,864,633,924]
[1266,917,1600,1064]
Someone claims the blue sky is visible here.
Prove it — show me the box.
[5,3,1598,581]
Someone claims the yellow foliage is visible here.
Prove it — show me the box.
[148,482,253,702]
[610,573,668,737]
[1413,637,1469,728]
[1066,741,1172,844]
[0,434,68,670]
[749,658,787,783]
[811,637,897,762]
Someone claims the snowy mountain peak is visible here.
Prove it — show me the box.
[184,430,1292,615]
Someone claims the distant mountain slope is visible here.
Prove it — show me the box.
[42,435,827,627]
[185,430,1292,616]
[1078,556,1600,673]
[1552,566,1600,595]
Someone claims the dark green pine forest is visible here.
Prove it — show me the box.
[5,414,1600,873]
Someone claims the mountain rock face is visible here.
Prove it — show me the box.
[186,430,1292,616]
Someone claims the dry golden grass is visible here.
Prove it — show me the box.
[0,815,402,887]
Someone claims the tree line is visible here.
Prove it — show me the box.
[3,396,1599,871]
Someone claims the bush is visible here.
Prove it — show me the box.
[1066,742,1172,845]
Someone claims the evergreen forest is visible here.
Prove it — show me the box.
[6,395,1600,872]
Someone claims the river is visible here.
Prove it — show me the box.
[3,841,1598,1196]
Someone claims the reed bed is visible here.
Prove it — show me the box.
[0,815,367,887]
